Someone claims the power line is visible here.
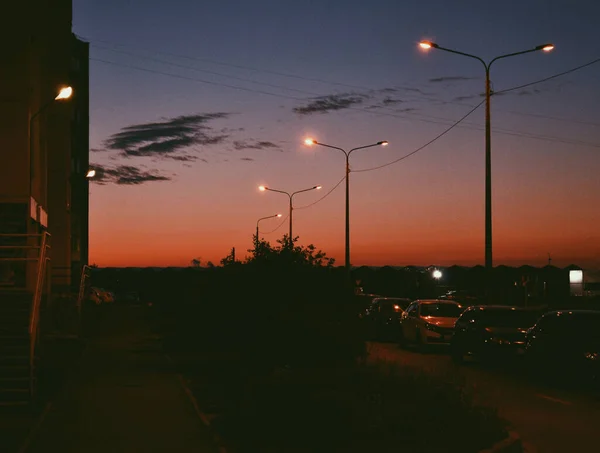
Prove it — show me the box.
[259,213,289,234]
[90,56,600,149]
[352,55,600,174]
[353,100,485,173]
[80,34,430,96]
[295,175,347,209]
[85,35,600,129]
[90,57,305,101]
[494,57,600,95]
[91,43,326,98]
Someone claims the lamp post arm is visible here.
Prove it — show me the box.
[434,45,487,70]
[314,142,348,158]
[348,142,385,157]
[264,187,291,199]
[488,47,540,70]
[290,186,320,199]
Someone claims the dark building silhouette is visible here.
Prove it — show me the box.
[0,0,89,292]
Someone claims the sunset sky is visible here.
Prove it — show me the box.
[74,0,600,269]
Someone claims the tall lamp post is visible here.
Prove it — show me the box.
[304,138,388,275]
[258,185,321,244]
[29,86,73,202]
[255,213,282,247]
[418,41,553,273]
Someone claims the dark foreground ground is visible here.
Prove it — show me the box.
[369,341,600,453]
[0,303,219,453]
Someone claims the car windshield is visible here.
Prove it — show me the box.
[481,310,539,328]
[420,303,463,318]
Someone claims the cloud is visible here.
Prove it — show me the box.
[103,113,230,160]
[452,95,478,102]
[240,157,254,161]
[233,140,279,151]
[381,97,404,106]
[89,163,172,185]
[293,93,366,115]
[429,76,476,83]
[396,107,417,113]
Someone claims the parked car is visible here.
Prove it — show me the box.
[525,310,600,384]
[362,297,412,341]
[451,305,541,364]
[89,287,115,305]
[400,300,464,349]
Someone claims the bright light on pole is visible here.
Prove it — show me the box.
[55,86,73,100]
[303,138,388,276]
[257,184,321,243]
[417,39,554,284]
[432,269,443,280]
[30,85,75,207]
[86,169,96,178]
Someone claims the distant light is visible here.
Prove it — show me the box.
[432,269,443,280]
[379,141,389,146]
[258,185,267,191]
[86,169,96,178]
[55,86,73,100]
[394,304,400,311]
[316,185,322,190]
[569,270,583,284]
[304,138,316,145]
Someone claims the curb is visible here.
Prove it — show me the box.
[479,429,534,453]
[165,353,229,453]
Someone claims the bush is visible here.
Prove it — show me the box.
[206,361,507,453]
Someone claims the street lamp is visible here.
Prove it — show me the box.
[258,184,321,244]
[432,269,443,280]
[29,86,74,203]
[304,138,388,274]
[419,41,553,274]
[255,213,282,247]
[86,169,96,179]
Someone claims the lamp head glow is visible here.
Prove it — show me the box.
[55,86,73,100]
[419,41,438,50]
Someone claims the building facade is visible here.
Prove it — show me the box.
[0,0,89,293]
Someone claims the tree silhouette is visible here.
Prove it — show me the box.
[247,234,335,268]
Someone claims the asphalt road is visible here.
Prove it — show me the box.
[368,341,600,453]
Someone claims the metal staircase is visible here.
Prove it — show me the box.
[0,233,50,407]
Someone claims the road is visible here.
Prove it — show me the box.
[368,341,600,453]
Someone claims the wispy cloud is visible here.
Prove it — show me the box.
[103,113,231,161]
[90,163,172,185]
[429,76,477,83]
[240,157,255,161]
[381,97,404,106]
[293,93,367,115]
[233,140,280,151]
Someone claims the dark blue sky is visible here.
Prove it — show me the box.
[73,0,600,268]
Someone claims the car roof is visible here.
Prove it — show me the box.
[373,297,411,302]
[415,299,460,305]
[466,305,531,311]
[542,310,600,318]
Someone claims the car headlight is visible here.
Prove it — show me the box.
[584,352,599,361]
